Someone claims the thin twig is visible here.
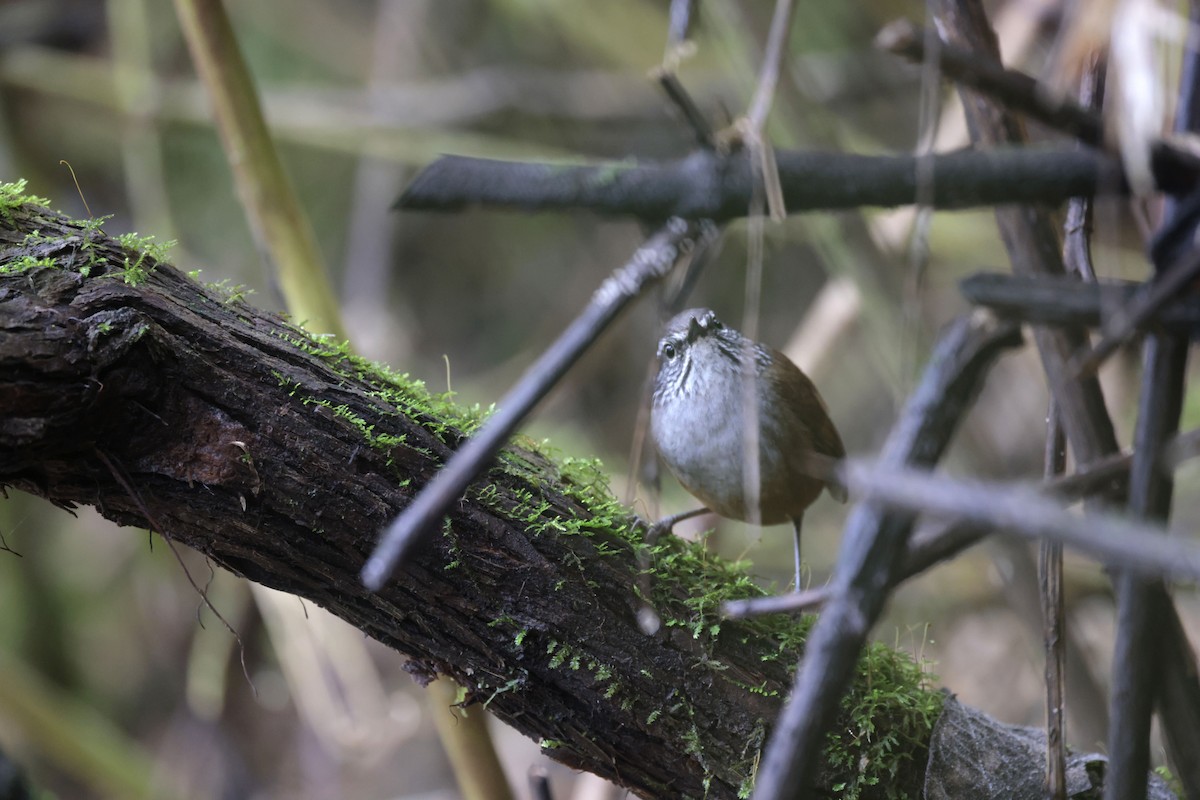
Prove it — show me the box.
[362,219,717,590]
[722,586,825,619]
[1063,54,1105,282]
[665,0,698,55]
[1069,246,1200,377]
[744,0,796,135]
[737,0,797,221]
[843,460,1200,584]
[876,18,1103,145]
[94,448,255,695]
[1040,402,1067,800]
[875,17,1200,194]
[653,70,717,149]
[1042,59,1106,771]
[654,0,716,152]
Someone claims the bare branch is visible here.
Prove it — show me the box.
[842,461,1200,584]
[396,146,1123,220]
[876,18,1200,194]
[960,272,1200,332]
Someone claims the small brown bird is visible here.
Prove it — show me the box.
[650,308,846,588]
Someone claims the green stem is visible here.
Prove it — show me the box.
[171,0,346,339]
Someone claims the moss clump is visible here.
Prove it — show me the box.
[0,254,55,275]
[0,183,176,285]
[0,179,50,217]
[826,642,943,799]
[114,231,174,286]
[268,328,494,451]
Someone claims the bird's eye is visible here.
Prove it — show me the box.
[662,342,677,360]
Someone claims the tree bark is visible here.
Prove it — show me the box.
[0,199,1172,799]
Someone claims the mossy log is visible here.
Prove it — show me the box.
[0,194,1160,799]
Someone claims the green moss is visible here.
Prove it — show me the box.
[548,641,569,670]
[0,180,50,218]
[603,516,941,797]
[824,643,944,799]
[268,327,495,455]
[439,519,460,570]
[481,677,525,708]
[0,254,55,274]
[205,277,255,305]
[1155,765,1181,797]
[116,235,172,285]
[0,186,178,287]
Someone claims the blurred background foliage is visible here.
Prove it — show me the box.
[0,0,1198,797]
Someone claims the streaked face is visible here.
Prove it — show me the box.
[653,309,726,403]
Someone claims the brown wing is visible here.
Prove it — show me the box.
[765,348,848,502]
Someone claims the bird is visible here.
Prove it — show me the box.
[649,308,846,589]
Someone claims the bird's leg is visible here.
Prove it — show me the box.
[646,507,710,545]
[790,514,804,591]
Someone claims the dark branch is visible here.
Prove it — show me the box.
[1108,333,1188,799]
[876,18,1103,145]
[840,461,1200,584]
[1070,245,1200,377]
[959,271,1200,330]
[876,18,1200,194]
[396,146,1124,221]
[722,439,1143,620]
[1108,2,1200,788]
